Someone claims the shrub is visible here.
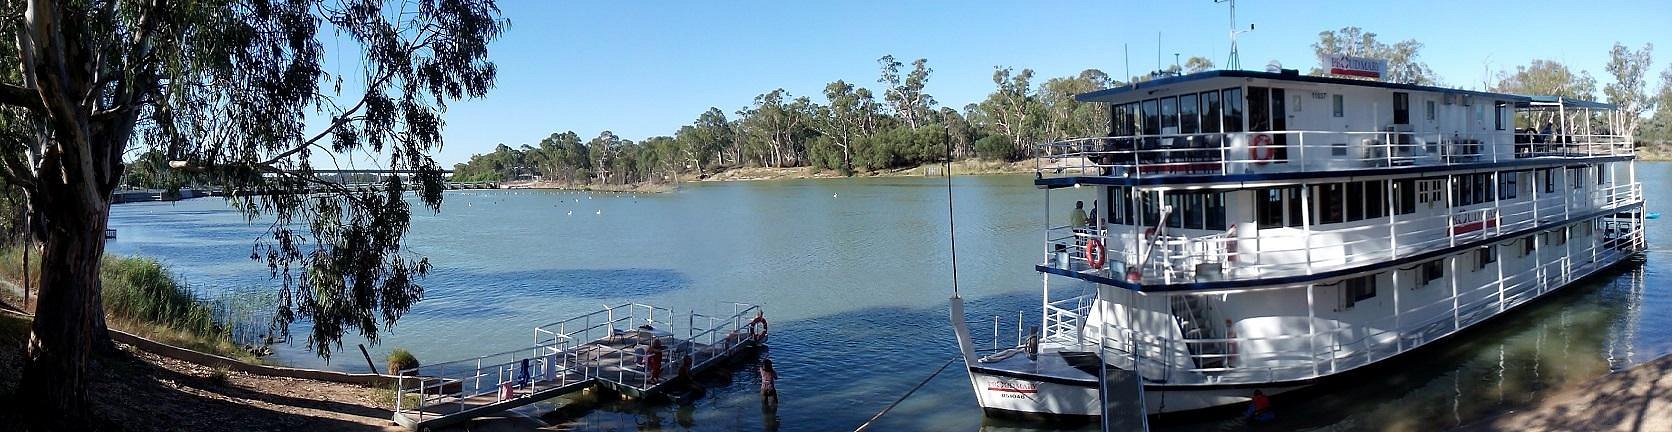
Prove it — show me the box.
[387,348,419,375]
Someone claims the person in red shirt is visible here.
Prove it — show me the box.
[646,339,665,384]
[1245,389,1274,423]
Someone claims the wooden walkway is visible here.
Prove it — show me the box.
[392,304,766,431]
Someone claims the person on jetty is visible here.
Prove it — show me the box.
[748,311,769,343]
[759,358,779,404]
[647,339,666,384]
[1244,389,1274,424]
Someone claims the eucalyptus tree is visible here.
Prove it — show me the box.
[1310,27,1438,85]
[1184,56,1216,73]
[877,55,936,130]
[1039,69,1113,140]
[1604,43,1656,139]
[812,80,877,174]
[0,0,505,418]
[980,66,1041,160]
[1496,60,1598,130]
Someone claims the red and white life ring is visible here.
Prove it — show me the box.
[1085,238,1107,269]
[1249,134,1275,164]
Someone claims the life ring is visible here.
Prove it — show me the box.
[1085,238,1107,269]
[1249,134,1274,164]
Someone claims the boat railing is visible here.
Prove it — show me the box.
[1036,130,1633,179]
[1042,294,1094,344]
[1095,233,1641,386]
[1045,182,1641,284]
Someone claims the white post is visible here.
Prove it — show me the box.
[1306,283,1318,377]
[1301,185,1314,274]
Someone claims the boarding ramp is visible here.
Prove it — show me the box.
[392,303,766,431]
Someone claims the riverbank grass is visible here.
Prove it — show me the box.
[0,247,261,363]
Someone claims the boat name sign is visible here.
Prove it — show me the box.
[1322,54,1388,80]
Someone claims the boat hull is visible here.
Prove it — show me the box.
[966,367,1302,417]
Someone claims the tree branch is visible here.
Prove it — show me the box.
[0,83,42,112]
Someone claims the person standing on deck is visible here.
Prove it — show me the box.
[1069,201,1088,230]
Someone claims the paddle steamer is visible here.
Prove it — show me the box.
[950,67,1646,419]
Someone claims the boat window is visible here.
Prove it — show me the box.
[1286,187,1304,227]
[1570,167,1585,190]
[1270,88,1288,160]
[1542,169,1555,193]
[1597,164,1606,185]
[1315,183,1344,225]
[1365,180,1386,219]
[1455,176,1472,207]
[1142,99,1160,136]
[1419,259,1444,287]
[1479,174,1492,204]
[1426,100,1436,121]
[1341,274,1376,309]
[1165,194,1183,228]
[1477,246,1496,270]
[1393,92,1410,124]
[1125,103,1142,136]
[1201,90,1222,133]
[1346,181,1365,221]
[1521,236,1536,257]
[1183,193,1204,230]
[1494,103,1506,130]
[1499,171,1520,200]
[1110,187,1128,225]
[1257,187,1285,230]
[1161,96,1179,133]
[1111,104,1128,136]
[1180,94,1200,134]
[1222,88,1244,132]
[1246,87,1270,132]
[1332,94,1344,118]
[1393,179,1417,215]
[1206,192,1226,230]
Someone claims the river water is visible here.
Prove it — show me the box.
[106,164,1672,431]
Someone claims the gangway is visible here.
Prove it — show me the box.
[391,303,767,431]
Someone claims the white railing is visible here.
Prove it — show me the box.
[396,302,767,421]
[1090,220,1642,387]
[1046,183,1642,284]
[1036,130,1633,179]
[394,339,577,421]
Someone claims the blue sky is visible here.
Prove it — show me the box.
[420,0,1670,165]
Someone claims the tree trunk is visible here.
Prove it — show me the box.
[20,189,113,425]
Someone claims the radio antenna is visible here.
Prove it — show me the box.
[1216,0,1252,70]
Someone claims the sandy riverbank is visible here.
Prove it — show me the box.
[1458,354,1672,431]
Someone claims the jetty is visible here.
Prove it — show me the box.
[390,303,767,431]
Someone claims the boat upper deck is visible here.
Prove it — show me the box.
[1035,70,1633,184]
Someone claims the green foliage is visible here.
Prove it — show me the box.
[1604,43,1656,139]
[100,256,220,340]
[1309,27,1438,85]
[386,347,419,374]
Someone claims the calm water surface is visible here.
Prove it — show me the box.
[107,164,1672,431]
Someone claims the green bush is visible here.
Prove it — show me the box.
[387,348,419,375]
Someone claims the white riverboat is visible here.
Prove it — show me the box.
[949,68,1647,421]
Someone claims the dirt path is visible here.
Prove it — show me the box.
[1458,354,1672,432]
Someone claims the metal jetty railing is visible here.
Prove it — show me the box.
[392,303,767,431]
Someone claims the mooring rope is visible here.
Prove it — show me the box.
[853,357,959,431]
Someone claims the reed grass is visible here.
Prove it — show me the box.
[0,246,267,362]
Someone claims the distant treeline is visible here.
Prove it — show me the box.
[451,54,1218,184]
[453,27,1672,184]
